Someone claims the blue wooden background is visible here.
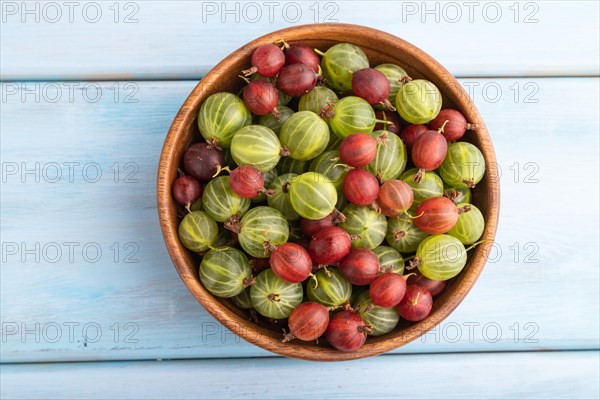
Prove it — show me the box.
[1,1,599,398]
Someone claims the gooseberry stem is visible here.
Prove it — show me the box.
[437,120,449,134]
[314,48,326,56]
[458,204,472,214]
[268,293,281,302]
[465,239,493,252]
[212,165,230,178]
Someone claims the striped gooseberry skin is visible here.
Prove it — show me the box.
[326,134,344,151]
[178,211,218,253]
[395,79,442,124]
[352,68,394,109]
[439,142,486,189]
[299,86,339,115]
[285,45,321,73]
[400,168,444,209]
[338,248,380,286]
[308,226,352,264]
[201,176,250,223]
[339,204,388,249]
[309,150,348,192]
[277,63,317,97]
[230,125,282,172]
[199,246,252,298]
[406,271,446,297]
[307,268,352,307]
[287,302,330,341]
[267,173,300,221]
[373,246,404,275]
[246,44,285,77]
[365,130,408,182]
[374,110,402,134]
[447,203,485,245]
[279,111,330,161]
[237,206,289,258]
[376,179,414,217]
[374,63,409,106]
[369,273,407,308]
[339,133,377,167]
[414,196,459,234]
[289,172,338,220]
[430,109,472,142]
[400,124,428,152]
[231,287,253,309]
[270,242,313,283]
[412,130,448,176]
[183,143,226,182]
[320,43,369,92]
[242,80,279,116]
[385,214,429,254]
[416,234,467,281]
[229,165,266,198]
[343,168,380,206]
[397,284,433,322]
[250,269,303,319]
[258,106,294,135]
[328,96,377,139]
[325,311,369,352]
[197,92,252,148]
[300,213,336,237]
[355,290,400,336]
[277,157,309,175]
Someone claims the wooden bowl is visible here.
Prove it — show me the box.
[157,23,500,361]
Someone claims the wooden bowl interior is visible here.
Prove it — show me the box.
[157,24,499,361]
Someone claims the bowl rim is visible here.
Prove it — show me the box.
[157,23,500,361]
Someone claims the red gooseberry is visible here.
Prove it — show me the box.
[277,64,318,97]
[339,133,378,167]
[269,242,313,283]
[285,45,321,73]
[338,248,380,286]
[242,44,285,77]
[411,129,448,183]
[283,302,330,342]
[352,68,396,111]
[369,272,407,308]
[376,180,414,217]
[343,169,380,207]
[172,176,202,209]
[308,226,352,265]
[414,196,463,234]
[229,165,275,199]
[242,80,279,117]
[397,284,433,321]
[430,109,475,142]
[183,142,226,181]
[325,311,370,352]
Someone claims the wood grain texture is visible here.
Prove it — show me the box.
[1,78,598,363]
[156,23,500,361]
[2,351,599,399]
[1,1,598,80]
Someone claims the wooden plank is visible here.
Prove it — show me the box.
[1,1,598,80]
[1,78,598,363]
[2,351,599,399]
